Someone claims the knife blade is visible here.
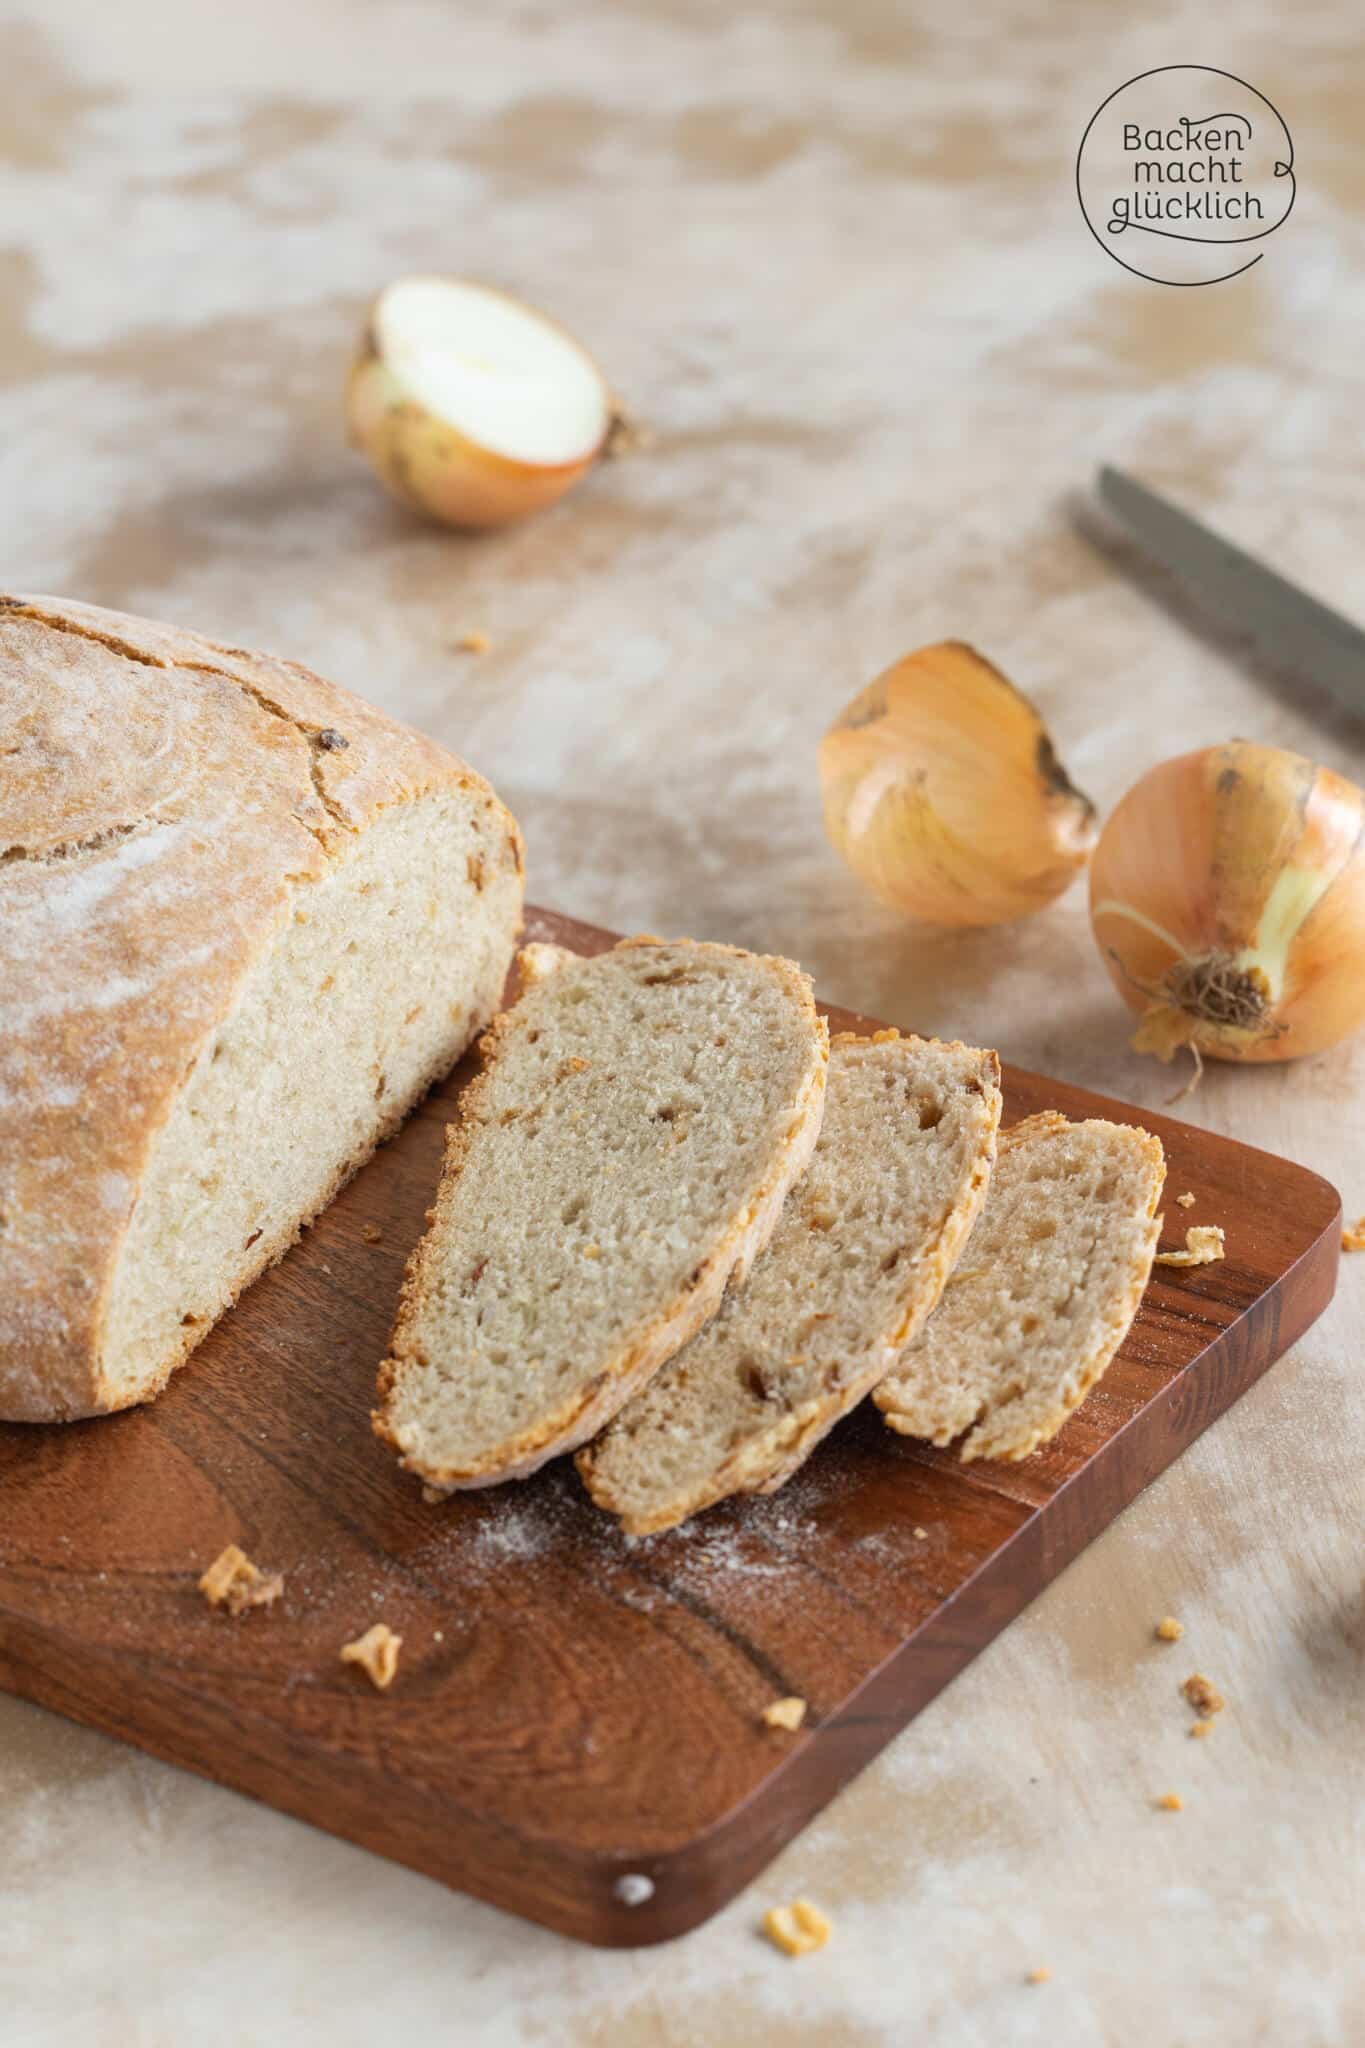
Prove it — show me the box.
[1097,465,1365,724]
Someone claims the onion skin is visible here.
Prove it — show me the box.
[819,642,1098,927]
[1089,742,1365,1064]
[345,288,609,530]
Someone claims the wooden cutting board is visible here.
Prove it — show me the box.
[0,907,1341,1947]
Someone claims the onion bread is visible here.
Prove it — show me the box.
[578,1030,1002,1533]
[375,938,829,1487]
[0,594,523,1421]
[875,1111,1165,1459]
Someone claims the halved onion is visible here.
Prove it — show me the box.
[346,276,612,529]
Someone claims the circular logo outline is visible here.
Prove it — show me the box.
[1076,65,1296,287]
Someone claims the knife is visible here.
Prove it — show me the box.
[1097,465,1365,725]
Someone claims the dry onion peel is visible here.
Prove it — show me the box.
[347,275,612,529]
[1090,742,1365,1070]
[819,642,1097,927]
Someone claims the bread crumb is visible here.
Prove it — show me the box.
[456,630,491,654]
[1176,1191,1196,1209]
[1342,1215,1365,1252]
[1157,1791,1183,1811]
[913,1526,928,1539]
[361,1221,383,1243]
[614,1872,655,1906]
[762,1899,831,1956]
[1026,1966,1052,1985]
[1156,1225,1225,1267]
[1190,1719,1215,1739]
[198,1543,283,1616]
[1181,1672,1225,1717]
[421,1482,447,1505]
[342,1622,402,1690]
[762,1696,807,1731]
[1155,1616,1184,1642]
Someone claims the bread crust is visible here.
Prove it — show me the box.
[373,938,830,1487]
[577,1036,1003,1534]
[0,594,523,1421]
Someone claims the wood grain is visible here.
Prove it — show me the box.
[0,908,1341,1947]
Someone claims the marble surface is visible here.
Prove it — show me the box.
[2,3,1362,2041]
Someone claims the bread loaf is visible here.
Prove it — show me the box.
[875,1111,1165,1458]
[0,594,523,1421]
[578,1031,1001,1533]
[375,938,829,1487]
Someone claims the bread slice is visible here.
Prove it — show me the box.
[374,938,829,1487]
[577,1030,1002,1534]
[875,1111,1165,1460]
[0,594,522,1422]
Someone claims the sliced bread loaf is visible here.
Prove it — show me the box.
[374,938,829,1487]
[0,594,522,1422]
[875,1111,1165,1460]
[577,1030,1002,1534]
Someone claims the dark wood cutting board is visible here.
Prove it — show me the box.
[0,907,1341,1946]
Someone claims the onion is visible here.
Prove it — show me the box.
[1090,741,1365,1068]
[819,641,1098,926]
[346,276,612,529]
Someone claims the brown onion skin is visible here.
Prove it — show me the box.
[819,642,1097,928]
[1089,741,1365,1063]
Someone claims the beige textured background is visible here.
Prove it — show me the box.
[2,3,1362,2042]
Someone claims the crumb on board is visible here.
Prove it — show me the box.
[341,1622,402,1690]
[1026,1966,1052,1985]
[1182,1672,1225,1717]
[421,1482,447,1505]
[913,1526,928,1539]
[1176,1191,1196,1209]
[762,1899,832,1957]
[456,629,491,654]
[1156,1225,1225,1267]
[1342,1215,1365,1252]
[613,1872,655,1907]
[198,1543,283,1616]
[762,1696,807,1732]
[1155,1616,1184,1642]
[1157,1791,1184,1812]
[1190,1719,1215,1739]
[360,1221,383,1243]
